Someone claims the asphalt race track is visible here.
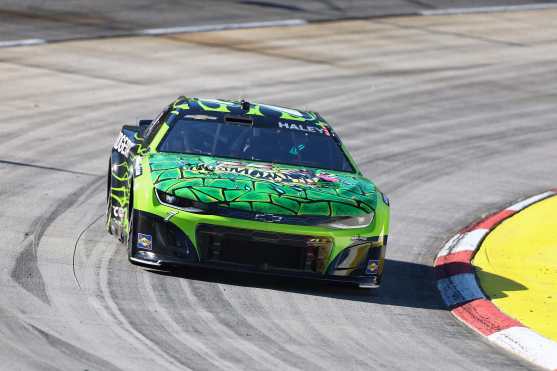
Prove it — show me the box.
[1,7,557,371]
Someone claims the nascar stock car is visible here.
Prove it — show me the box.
[107,97,390,288]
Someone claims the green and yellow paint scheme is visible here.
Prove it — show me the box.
[107,97,390,288]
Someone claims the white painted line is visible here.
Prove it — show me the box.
[506,191,556,211]
[451,229,489,253]
[437,233,463,258]
[139,19,307,36]
[437,273,485,307]
[488,327,557,370]
[420,3,557,16]
[438,229,489,258]
[0,38,46,48]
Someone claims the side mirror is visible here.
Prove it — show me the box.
[138,119,152,137]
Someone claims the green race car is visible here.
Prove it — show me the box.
[107,97,390,288]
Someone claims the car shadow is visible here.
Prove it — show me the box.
[146,258,446,310]
[474,266,527,299]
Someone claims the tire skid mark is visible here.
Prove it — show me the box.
[346,101,557,149]
[97,244,186,371]
[72,219,165,370]
[0,8,130,30]
[0,159,99,177]
[375,18,527,47]
[371,124,557,193]
[0,306,68,371]
[295,291,391,369]
[10,175,104,304]
[306,299,380,369]
[360,119,557,165]
[165,33,339,67]
[147,274,295,370]
[142,273,244,370]
[0,226,120,370]
[0,92,194,158]
[150,276,259,368]
[224,285,372,369]
[72,213,104,289]
[184,279,319,370]
[104,270,197,370]
[327,60,556,120]
[27,323,122,371]
[225,285,366,370]
[0,59,144,86]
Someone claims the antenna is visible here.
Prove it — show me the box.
[240,99,250,112]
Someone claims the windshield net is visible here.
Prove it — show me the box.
[158,119,355,172]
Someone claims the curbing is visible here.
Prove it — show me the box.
[435,190,557,370]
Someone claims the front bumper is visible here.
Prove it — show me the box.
[129,207,387,286]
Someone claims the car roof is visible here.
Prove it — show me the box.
[167,96,334,132]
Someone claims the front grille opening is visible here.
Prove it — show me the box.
[196,225,331,272]
[217,237,303,270]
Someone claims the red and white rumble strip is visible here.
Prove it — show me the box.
[435,190,557,370]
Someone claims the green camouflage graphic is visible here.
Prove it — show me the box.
[149,153,377,217]
[167,97,334,134]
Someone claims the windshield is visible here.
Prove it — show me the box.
[157,119,355,172]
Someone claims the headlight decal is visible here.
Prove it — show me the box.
[155,189,206,213]
[327,235,387,277]
[320,211,374,229]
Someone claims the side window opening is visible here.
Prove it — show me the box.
[143,107,170,147]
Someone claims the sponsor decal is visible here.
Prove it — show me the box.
[317,173,339,183]
[134,157,143,176]
[289,144,305,156]
[137,233,153,250]
[366,259,380,274]
[315,122,331,136]
[254,213,283,223]
[187,162,321,184]
[113,132,134,158]
[112,206,125,220]
[278,121,331,136]
[164,210,178,222]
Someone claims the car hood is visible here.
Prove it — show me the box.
[148,153,377,217]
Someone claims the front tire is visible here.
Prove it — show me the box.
[106,159,113,235]
[127,187,136,261]
[127,209,136,263]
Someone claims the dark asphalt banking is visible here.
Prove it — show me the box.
[0,0,554,42]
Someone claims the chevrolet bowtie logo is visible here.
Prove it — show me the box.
[254,214,283,223]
